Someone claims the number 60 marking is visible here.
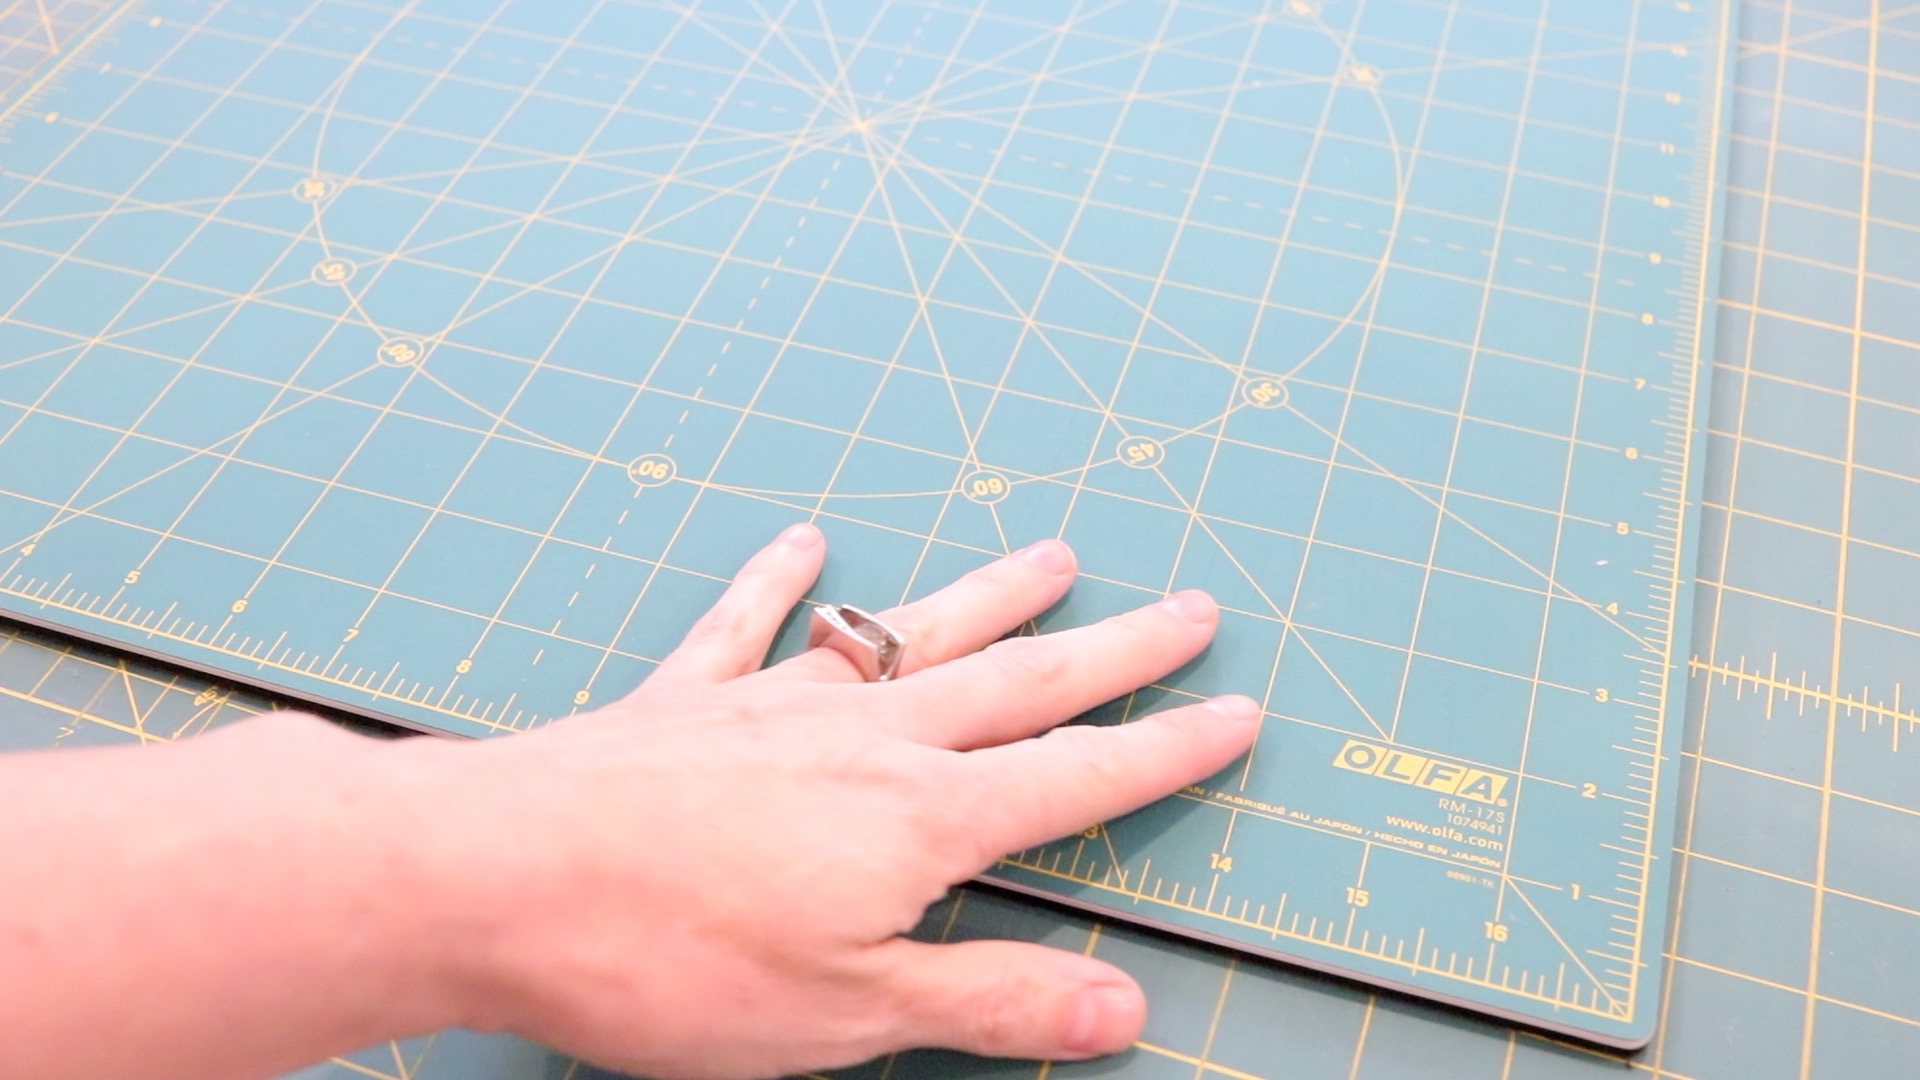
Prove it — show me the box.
[961,469,1010,505]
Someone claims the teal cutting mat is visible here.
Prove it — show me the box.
[6,2,1916,1080]
[0,0,1729,1049]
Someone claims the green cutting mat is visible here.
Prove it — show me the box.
[2,2,1917,1076]
[0,0,1727,1046]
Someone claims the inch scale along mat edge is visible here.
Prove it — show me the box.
[0,0,1729,1047]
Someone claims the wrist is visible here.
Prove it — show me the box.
[350,730,523,1037]
[201,715,501,1045]
[391,721,683,1050]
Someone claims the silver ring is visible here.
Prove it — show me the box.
[808,604,907,682]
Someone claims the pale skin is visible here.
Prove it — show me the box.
[0,524,1262,1080]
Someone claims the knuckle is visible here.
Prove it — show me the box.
[960,968,1043,1054]
[1040,720,1109,754]
[812,732,920,793]
[940,784,1008,867]
[974,552,1039,591]
[1108,606,1174,652]
[894,766,966,834]
[1043,722,1132,782]
[709,696,769,731]
[681,602,747,648]
[984,638,1069,685]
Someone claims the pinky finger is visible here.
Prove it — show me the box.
[647,523,826,686]
[966,696,1263,860]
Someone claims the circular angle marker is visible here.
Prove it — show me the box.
[292,177,336,203]
[376,339,425,367]
[1242,377,1290,410]
[311,259,355,285]
[960,469,1010,504]
[1118,436,1164,469]
[627,454,677,488]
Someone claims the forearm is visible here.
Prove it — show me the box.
[0,714,479,1079]
[0,527,1259,1080]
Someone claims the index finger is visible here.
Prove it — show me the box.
[963,696,1262,863]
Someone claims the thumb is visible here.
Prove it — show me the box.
[877,938,1146,1061]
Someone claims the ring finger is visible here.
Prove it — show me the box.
[764,539,1078,684]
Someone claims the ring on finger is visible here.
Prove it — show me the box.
[808,604,908,683]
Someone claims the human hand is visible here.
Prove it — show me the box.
[421,524,1262,1078]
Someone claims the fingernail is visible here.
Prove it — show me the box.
[1015,539,1074,574]
[1065,984,1142,1056]
[1206,695,1262,724]
[777,523,821,549]
[1161,589,1216,623]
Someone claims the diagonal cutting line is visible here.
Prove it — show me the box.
[120,662,150,736]
[0,123,840,374]
[851,132,995,465]
[1283,403,1656,652]
[803,0,858,114]
[667,4,851,103]
[1142,460,1392,741]
[354,132,820,269]
[322,1057,402,1080]
[1503,878,1623,1012]
[875,136,1251,375]
[573,1,923,696]
[807,0,1137,135]
[419,119,864,340]
[0,274,319,376]
[855,127,1122,416]
[724,3,996,545]
[860,2,1271,127]
[1735,0,1920,59]
[302,0,748,658]
[856,111,1178,470]
[32,0,54,51]
[1096,822,1131,891]
[735,0,849,112]
[5,360,394,554]
[0,0,410,564]
[780,0,1102,608]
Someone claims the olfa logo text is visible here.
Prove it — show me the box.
[1332,740,1511,805]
